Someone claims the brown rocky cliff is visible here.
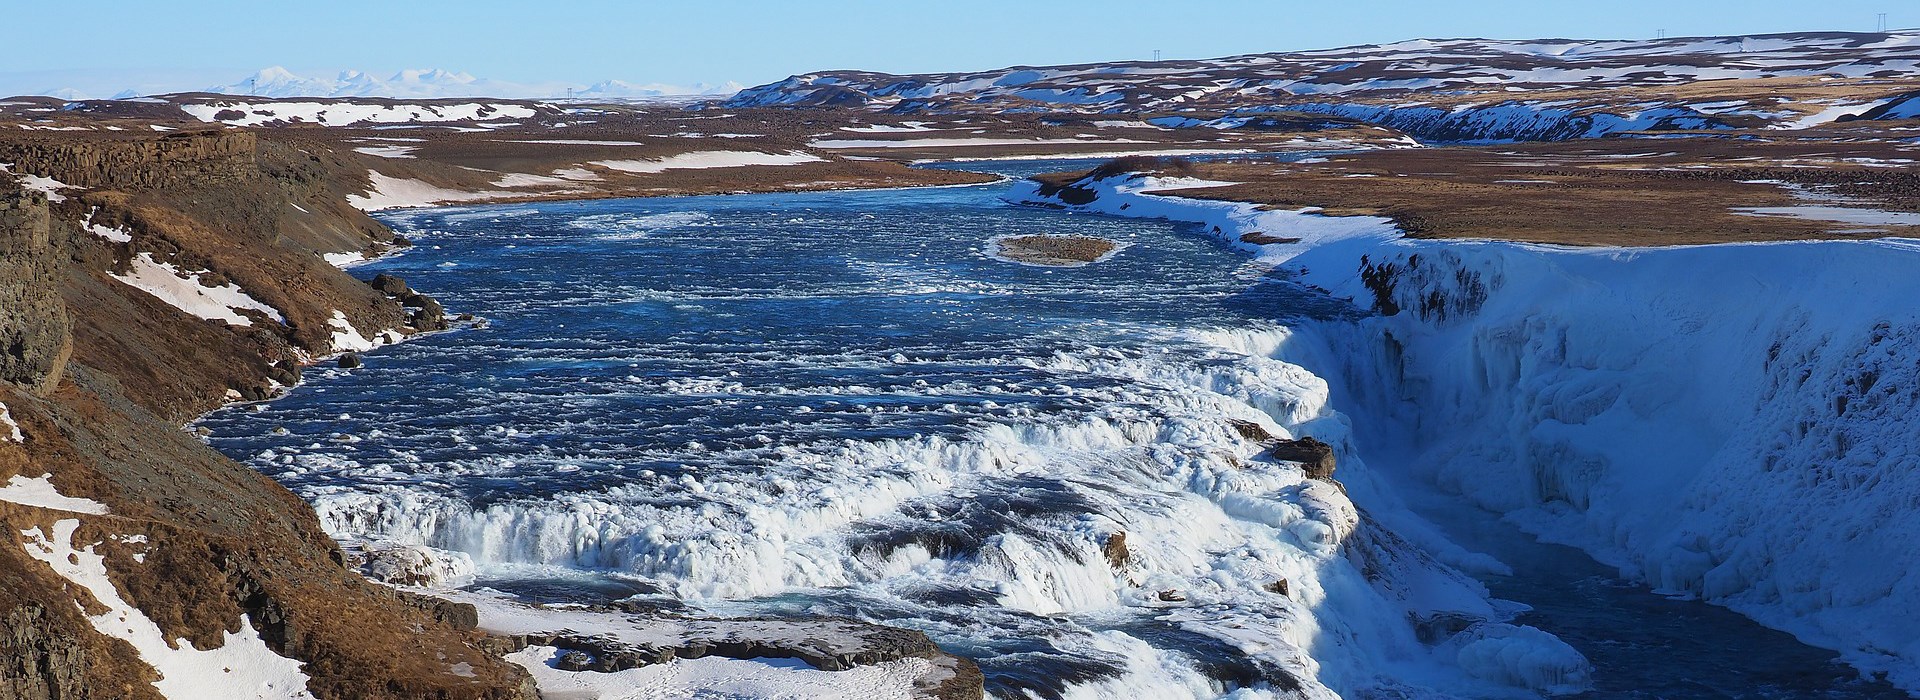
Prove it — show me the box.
[0,192,71,394]
[0,131,533,699]
[0,129,256,190]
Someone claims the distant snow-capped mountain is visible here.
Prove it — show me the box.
[201,67,743,100]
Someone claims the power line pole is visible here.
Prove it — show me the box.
[1878,13,1889,33]
[1657,28,1667,40]
[1153,49,1162,62]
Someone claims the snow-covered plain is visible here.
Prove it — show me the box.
[1015,173,1920,692]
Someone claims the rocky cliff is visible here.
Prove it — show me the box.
[0,192,71,393]
[0,128,534,699]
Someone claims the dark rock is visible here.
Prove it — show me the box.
[369,273,411,296]
[0,603,88,699]
[391,590,480,632]
[1103,532,1130,569]
[1268,437,1337,480]
[1226,419,1276,443]
[0,192,73,394]
[268,359,302,387]
[403,293,447,331]
[1265,578,1290,597]
[1240,232,1302,245]
[1157,589,1187,602]
[555,651,593,672]
[338,352,362,369]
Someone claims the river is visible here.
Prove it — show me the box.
[199,157,1910,699]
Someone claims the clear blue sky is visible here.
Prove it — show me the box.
[1,0,1908,96]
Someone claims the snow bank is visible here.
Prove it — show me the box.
[20,519,313,698]
[83,208,134,242]
[322,252,365,268]
[327,310,378,353]
[351,145,418,158]
[1442,624,1592,695]
[110,253,284,326]
[0,474,108,514]
[0,402,20,443]
[347,171,512,212]
[505,646,929,700]
[1,162,78,202]
[1019,174,1920,691]
[592,150,823,173]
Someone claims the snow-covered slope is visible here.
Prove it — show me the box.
[1015,173,1920,692]
[731,31,1920,140]
[735,31,1920,110]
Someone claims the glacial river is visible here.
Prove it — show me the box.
[202,158,1909,699]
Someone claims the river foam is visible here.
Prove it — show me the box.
[205,159,1591,699]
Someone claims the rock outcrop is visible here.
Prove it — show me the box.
[0,192,71,394]
[1268,437,1337,480]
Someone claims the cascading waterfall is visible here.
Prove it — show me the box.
[203,158,1600,699]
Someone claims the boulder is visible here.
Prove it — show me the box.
[1226,419,1276,443]
[403,293,447,331]
[356,542,476,589]
[368,273,411,296]
[1268,437,1336,480]
[337,352,362,369]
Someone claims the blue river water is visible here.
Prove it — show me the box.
[199,157,1910,699]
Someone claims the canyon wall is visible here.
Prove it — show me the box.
[0,129,530,699]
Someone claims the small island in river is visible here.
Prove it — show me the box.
[989,234,1122,267]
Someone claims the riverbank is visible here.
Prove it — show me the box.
[1013,163,1920,694]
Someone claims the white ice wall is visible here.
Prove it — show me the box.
[1019,174,1920,690]
[1286,237,1920,689]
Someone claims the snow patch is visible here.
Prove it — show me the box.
[347,171,510,211]
[351,145,418,159]
[0,474,107,514]
[0,402,20,443]
[505,645,929,700]
[327,310,376,353]
[592,151,824,173]
[110,253,284,326]
[20,519,313,699]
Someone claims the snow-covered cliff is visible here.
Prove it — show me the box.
[1014,173,1920,691]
